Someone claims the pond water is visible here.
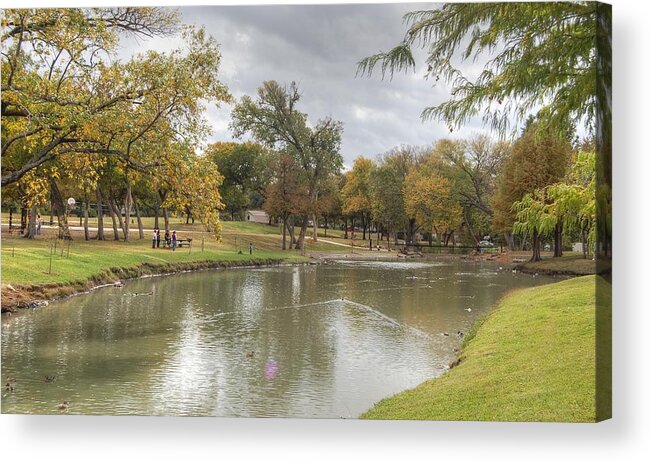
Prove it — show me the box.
[1,260,555,417]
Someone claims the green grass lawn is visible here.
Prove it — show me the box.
[361,276,607,422]
[0,215,370,288]
[0,236,307,287]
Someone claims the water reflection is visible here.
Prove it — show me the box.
[2,261,556,417]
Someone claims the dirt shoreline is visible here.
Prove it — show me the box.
[1,258,299,314]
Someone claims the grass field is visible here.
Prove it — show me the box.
[361,276,607,422]
[0,212,348,238]
[0,218,358,287]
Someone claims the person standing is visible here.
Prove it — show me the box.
[156,229,161,248]
[165,229,170,247]
[248,242,253,255]
[152,228,157,249]
[172,231,177,251]
[36,214,42,235]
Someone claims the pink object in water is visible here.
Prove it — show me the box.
[265,359,278,380]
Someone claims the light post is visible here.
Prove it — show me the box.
[66,197,75,238]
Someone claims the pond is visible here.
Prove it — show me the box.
[1,260,555,417]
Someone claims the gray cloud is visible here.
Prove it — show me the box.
[119,3,492,165]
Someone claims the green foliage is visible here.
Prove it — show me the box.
[512,190,556,239]
[341,157,374,217]
[369,163,406,234]
[492,128,571,234]
[357,2,604,137]
[403,153,460,237]
[206,141,269,219]
[230,80,343,247]
[2,7,231,241]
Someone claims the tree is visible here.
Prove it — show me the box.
[370,164,406,251]
[2,8,231,242]
[206,141,269,220]
[546,151,596,259]
[432,136,506,244]
[381,145,424,245]
[512,190,556,262]
[263,152,307,250]
[357,2,606,138]
[404,154,461,247]
[230,80,343,249]
[1,8,181,186]
[163,147,225,240]
[341,156,374,240]
[492,128,571,250]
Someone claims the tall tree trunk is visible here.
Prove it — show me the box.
[153,199,160,230]
[464,211,479,245]
[162,207,170,233]
[49,178,71,239]
[49,191,54,225]
[295,216,309,250]
[531,228,542,262]
[406,218,417,246]
[104,193,120,240]
[19,204,27,233]
[23,204,37,239]
[553,221,563,257]
[312,212,318,241]
[83,200,89,240]
[503,232,515,251]
[286,217,296,248]
[96,187,105,241]
[581,227,588,259]
[134,198,144,239]
[123,182,132,241]
[344,217,348,239]
[108,195,126,240]
[8,207,14,230]
[282,213,287,250]
[386,228,391,251]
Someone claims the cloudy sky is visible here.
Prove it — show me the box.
[120,3,492,166]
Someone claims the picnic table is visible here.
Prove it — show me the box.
[161,237,192,248]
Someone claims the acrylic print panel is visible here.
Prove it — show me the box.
[0,1,611,422]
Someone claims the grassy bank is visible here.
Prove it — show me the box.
[361,276,606,422]
[0,222,323,311]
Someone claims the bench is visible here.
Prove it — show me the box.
[160,238,192,248]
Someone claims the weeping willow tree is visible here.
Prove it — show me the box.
[357,2,606,137]
[512,190,556,262]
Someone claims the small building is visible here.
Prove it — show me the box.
[245,209,269,224]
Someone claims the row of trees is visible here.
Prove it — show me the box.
[356,1,610,260]
[2,4,608,263]
[212,1,609,261]
[2,8,229,240]
[206,97,597,262]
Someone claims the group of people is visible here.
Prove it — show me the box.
[152,228,177,251]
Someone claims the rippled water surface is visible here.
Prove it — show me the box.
[1,260,554,417]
